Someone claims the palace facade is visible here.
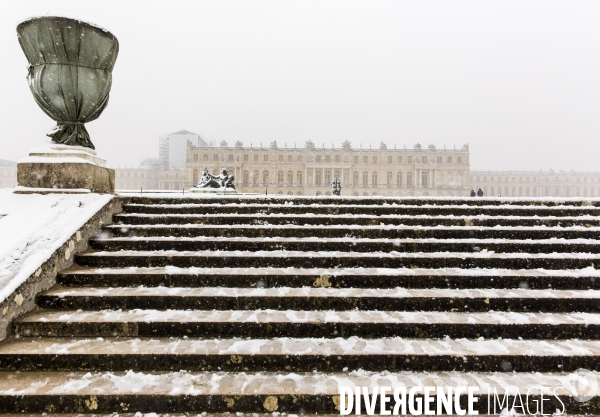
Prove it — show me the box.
[1,130,592,198]
[185,140,471,196]
[470,170,600,198]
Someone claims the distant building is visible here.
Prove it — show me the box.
[0,159,17,189]
[159,130,208,169]
[114,158,160,191]
[471,170,600,197]
[185,141,471,196]
[111,129,600,197]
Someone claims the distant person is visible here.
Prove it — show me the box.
[477,188,484,197]
[470,190,476,197]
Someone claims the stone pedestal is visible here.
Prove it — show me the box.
[188,187,237,194]
[15,144,115,194]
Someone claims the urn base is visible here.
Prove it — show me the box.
[16,144,115,194]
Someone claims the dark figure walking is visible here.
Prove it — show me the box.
[477,188,484,197]
[470,190,476,197]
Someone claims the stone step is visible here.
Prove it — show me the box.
[14,309,600,339]
[58,266,600,290]
[125,195,600,207]
[88,236,600,254]
[102,223,600,239]
[74,250,600,269]
[0,370,594,413]
[123,202,600,217]
[0,336,598,372]
[36,286,600,312]
[112,213,600,227]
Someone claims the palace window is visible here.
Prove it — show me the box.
[363,156,368,163]
[228,154,234,162]
[203,154,208,161]
[288,155,293,162]
[298,155,302,161]
[254,155,258,161]
[253,170,258,186]
[264,155,269,161]
[263,171,269,185]
[362,171,368,187]
[373,156,377,163]
[243,170,249,185]
[213,154,219,161]
[243,154,248,161]
[287,171,293,185]
[388,156,392,163]
[297,171,303,185]
[397,172,402,187]
[278,155,283,162]
[316,171,322,184]
[437,156,442,163]
[335,155,341,163]
[457,157,462,163]
[193,169,199,184]
[316,155,322,162]
[407,172,413,186]
[372,171,378,187]
[353,171,359,186]
[408,156,412,163]
[354,156,359,163]
[387,171,392,186]
[398,156,402,163]
[447,157,452,163]
[325,170,331,184]
[325,155,331,163]
[193,154,198,161]
[278,171,284,185]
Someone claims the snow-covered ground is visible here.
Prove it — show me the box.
[0,189,112,304]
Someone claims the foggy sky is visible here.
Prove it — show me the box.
[1,0,599,171]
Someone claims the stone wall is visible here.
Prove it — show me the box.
[0,197,123,341]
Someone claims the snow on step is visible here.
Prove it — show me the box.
[1,336,599,357]
[17,309,600,325]
[80,250,600,260]
[103,223,600,231]
[115,212,600,221]
[63,266,600,278]
[123,202,600,211]
[91,236,600,245]
[39,285,600,300]
[0,370,594,396]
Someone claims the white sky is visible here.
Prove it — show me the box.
[1,0,599,170]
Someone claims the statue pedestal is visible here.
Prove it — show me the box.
[15,144,115,194]
[188,187,237,194]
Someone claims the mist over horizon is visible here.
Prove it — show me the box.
[1,1,599,172]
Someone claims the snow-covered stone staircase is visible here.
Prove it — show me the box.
[1,196,600,414]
